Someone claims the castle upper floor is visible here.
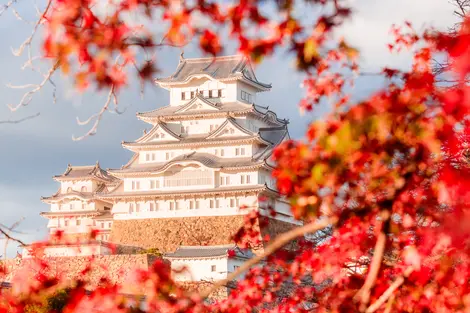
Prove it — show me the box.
[155,55,271,107]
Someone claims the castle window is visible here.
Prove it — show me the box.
[104,206,111,211]
[241,90,252,103]
[146,153,150,161]
[241,175,245,184]
[220,149,224,157]
[101,222,104,228]
[76,219,81,226]
[220,177,224,186]
[241,148,245,155]
[81,186,87,192]
[170,202,175,210]
[211,265,216,272]
[81,203,85,210]
[210,199,214,208]
[246,175,251,183]
[216,199,220,207]
[67,187,72,193]
[196,200,200,209]
[190,91,195,99]
[129,203,134,213]
[150,180,155,189]
[225,177,230,185]
[235,148,240,156]
[218,89,222,98]
[230,199,235,207]
[208,90,213,98]
[64,220,69,227]
[136,203,140,212]
[214,149,218,156]
[181,92,186,100]
[108,222,112,228]
[166,152,170,160]
[189,200,194,210]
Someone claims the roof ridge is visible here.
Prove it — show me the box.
[177,244,236,249]
[183,55,244,63]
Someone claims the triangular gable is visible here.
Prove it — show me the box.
[241,60,258,82]
[135,123,180,143]
[175,94,220,113]
[206,118,254,139]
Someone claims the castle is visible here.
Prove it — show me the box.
[30,54,299,284]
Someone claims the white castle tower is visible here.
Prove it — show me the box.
[35,54,300,283]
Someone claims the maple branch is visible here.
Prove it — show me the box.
[198,216,338,299]
[365,267,414,313]
[355,210,391,312]
[72,85,116,141]
[0,0,19,17]
[0,112,40,124]
[7,61,59,112]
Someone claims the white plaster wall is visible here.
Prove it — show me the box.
[138,143,254,164]
[169,258,228,282]
[236,81,258,104]
[60,180,95,193]
[112,194,259,219]
[122,167,258,192]
[169,78,232,106]
[22,244,111,258]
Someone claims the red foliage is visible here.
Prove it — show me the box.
[2,1,470,312]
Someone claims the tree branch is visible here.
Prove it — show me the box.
[198,216,338,299]
[365,267,414,313]
[355,210,391,312]
[0,112,40,124]
[72,85,116,141]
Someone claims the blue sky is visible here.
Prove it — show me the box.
[0,0,458,257]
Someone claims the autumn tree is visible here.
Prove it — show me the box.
[1,0,470,313]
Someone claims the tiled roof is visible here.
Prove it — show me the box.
[1,282,11,289]
[137,101,253,119]
[98,184,277,199]
[258,126,289,145]
[164,244,253,259]
[155,55,271,89]
[54,163,116,182]
[41,184,110,203]
[40,210,102,217]
[123,134,264,149]
[108,152,267,175]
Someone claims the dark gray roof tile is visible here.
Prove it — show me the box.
[164,244,253,259]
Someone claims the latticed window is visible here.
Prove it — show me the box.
[164,169,212,187]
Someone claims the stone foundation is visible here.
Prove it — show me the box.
[110,216,299,253]
[1,254,160,294]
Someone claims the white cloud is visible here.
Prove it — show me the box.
[338,0,459,70]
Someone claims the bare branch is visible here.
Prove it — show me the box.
[355,210,391,312]
[72,86,116,141]
[365,267,414,313]
[0,112,40,124]
[0,0,19,17]
[7,61,60,112]
[0,225,26,247]
[198,216,338,300]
